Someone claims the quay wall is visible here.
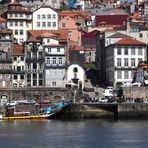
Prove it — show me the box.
[57,103,148,120]
[118,103,148,119]
[123,87,148,98]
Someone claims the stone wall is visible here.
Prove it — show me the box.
[123,86,148,98]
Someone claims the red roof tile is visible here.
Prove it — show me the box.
[28,30,69,41]
[96,14,129,26]
[113,37,145,45]
[0,17,6,23]
[13,43,24,55]
[0,29,12,34]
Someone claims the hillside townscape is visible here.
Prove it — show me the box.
[0,0,147,106]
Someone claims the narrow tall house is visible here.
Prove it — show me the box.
[24,37,44,87]
[0,29,13,87]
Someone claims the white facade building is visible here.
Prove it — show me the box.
[66,64,85,90]
[44,44,66,88]
[106,37,147,86]
[32,4,58,30]
[5,3,32,44]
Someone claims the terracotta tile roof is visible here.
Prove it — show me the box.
[0,29,12,34]
[45,44,64,47]
[103,28,115,32]
[113,37,146,45]
[59,10,90,19]
[13,43,24,55]
[108,32,128,38]
[26,37,40,42]
[40,32,58,38]
[28,30,69,42]
[0,17,6,23]
[68,45,82,51]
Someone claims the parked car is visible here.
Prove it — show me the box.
[116,98,125,103]
[131,82,142,87]
[5,101,18,106]
[99,97,108,103]
[134,98,143,103]
[17,100,35,105]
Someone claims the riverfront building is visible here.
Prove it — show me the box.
[106,37,147,86]
[2,2,32,44]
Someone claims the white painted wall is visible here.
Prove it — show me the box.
[33,7,58,30]
[66,64,85,89]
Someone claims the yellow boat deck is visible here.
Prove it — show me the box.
[1,115,49,120]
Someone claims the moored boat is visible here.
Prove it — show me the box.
[0,101,68,120]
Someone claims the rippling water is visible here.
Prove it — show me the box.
[0,119,148,148]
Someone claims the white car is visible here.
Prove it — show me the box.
[131,82,142,87]
[99,97,108,103]
[5,101,18,106]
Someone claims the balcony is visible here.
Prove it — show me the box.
[0,59,12,63]
[13,70,25,74]
[45,64,66,69]
[0,69,13,74]
[114,66,137,70]
[26,57,44,63]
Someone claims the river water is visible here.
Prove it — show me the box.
[0,119,148,148]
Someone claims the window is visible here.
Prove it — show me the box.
[14,75,17,79]
[139,33,143,38]
[138,48,143,55]
[20,14,23,17]
[46,58,50,64]
[20,30,23,35]
[33,74,37,78]
[52,22,56,27]
[52,81,56,86]
[15,22,18,26]
[39,74,43,79]
[37,22,40,27]
[131,58,135,67]
[47,38,50,43]
[17,66,21,72]
[21,57,24,61]
[15,13,18,17]
[62,23,66,27]
[20,75,24,79]
[138,58,142,63]
[20,22,23,26]
[47,22,51,27]
[27,74,31,79]
[124,71,129,79]
[42,22,46,27]
[9,14,13,17]
[15,30,18,35]
[10,22,13,26]
[59,58,62,64]
[117,71,122,79]
[117,48,121,55]
[47,14,51,19]
[37,14,40,19]
[48,48,51,52]
[131,48,135,55]
[53,58,56,64]
[39,80,43,86]
[42,14,46,19]
[124,48,128,55]
[52,14,56,19]
[13,57,17,61]
[124,58,128,67]
[117,58,121,67]
[33,63,37,69]
[57,48,60,52]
